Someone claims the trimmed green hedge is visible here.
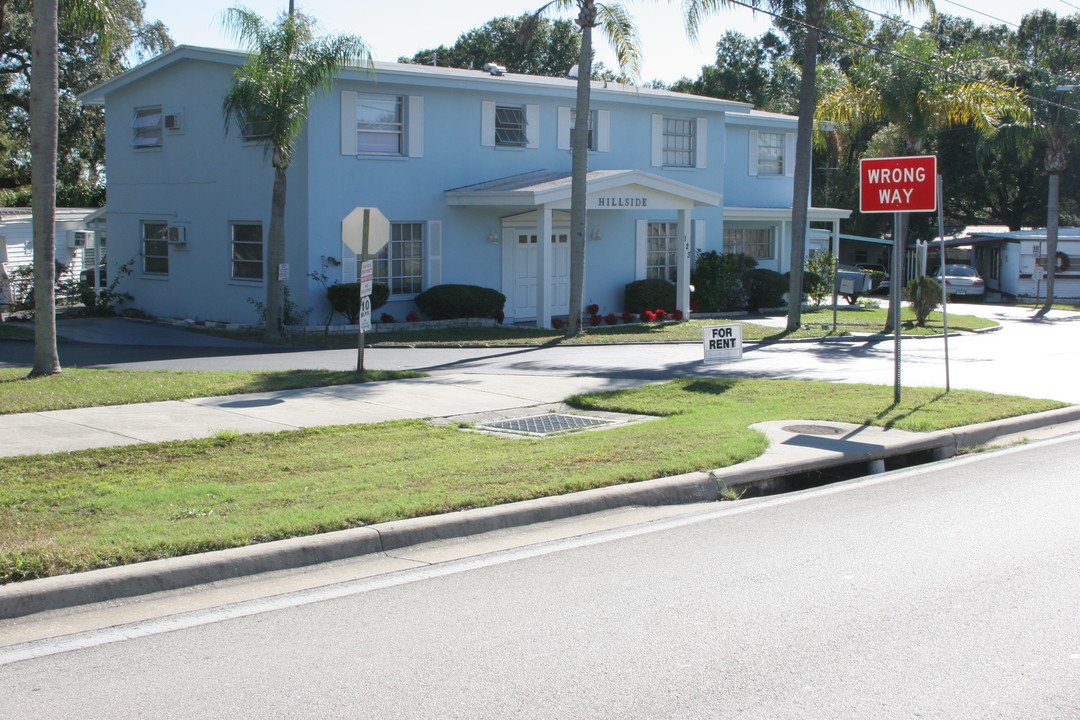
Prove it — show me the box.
[414,284,505,320]
[327,282,389,323]
[624,278,676,313]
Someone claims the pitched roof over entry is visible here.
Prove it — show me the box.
[444,169,721,210]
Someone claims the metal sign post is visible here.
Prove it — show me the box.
[859,155,939,405]
[341,207,390,373]
[937,175,950,392]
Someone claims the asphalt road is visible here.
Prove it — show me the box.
[3,304,1074,402]
[2,436,1078,718]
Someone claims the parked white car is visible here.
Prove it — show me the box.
[932,264,985,298]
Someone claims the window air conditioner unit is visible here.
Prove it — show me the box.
[69,229,95,248]
[164,113,182,131]
[166,226,186,244]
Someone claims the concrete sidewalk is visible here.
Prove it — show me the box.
[0,374,649,457]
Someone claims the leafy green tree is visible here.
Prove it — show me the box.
[526,0,640,336]
[669,30,798,113]
[222,5,370,340]
[0,0,171,199]
[400,14,580,77]
[818,25,1028,328]
[683,0,930,333]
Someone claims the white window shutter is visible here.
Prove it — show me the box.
[695,117,707,169]
[481,101,495,146]
[341,91,357,155]
[693,220,706,257]
[341,242,357,283]
[526,104,540,148]
[748,130,759,176]
[784,132,796,177]
[557,106,571,150]
[635,219,648,278]
[651,114,664,167]
[597,110,611,152]
[425,220,442,288]
[407,95,424,158]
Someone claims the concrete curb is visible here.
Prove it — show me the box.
[2,407,1078,620]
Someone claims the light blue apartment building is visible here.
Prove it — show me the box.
[80,45,850,327]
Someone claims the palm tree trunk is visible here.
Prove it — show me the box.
[785,0,823,333]
[1036,170,1060,318]
[29,0,61,376]
[264,161,287,340]
[566,2,594,337]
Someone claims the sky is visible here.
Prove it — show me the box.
[139,1,1069,84]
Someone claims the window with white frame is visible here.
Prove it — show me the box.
[370,222,424,295]
[756,132,785,175]
[142,221,169,274]
[724,228,774,260]
[663,117,694,167]
[231,223,264,280]
[356,94,404,155]
[495,105,527,147]
[132,107,163,148]
[237,105,272,141]
[647,222,680,282]
[570,109,597,151]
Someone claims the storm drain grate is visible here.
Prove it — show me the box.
[481,413,614,435]
[782,424,847,437]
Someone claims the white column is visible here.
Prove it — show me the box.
[832,218,840,258]
[677,208,692,314]
[536,206,553,329]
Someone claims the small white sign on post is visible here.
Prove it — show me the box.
[703,324,743,363]
[278,263,289,281]
[358,296,372,332]
[360,259,374,298]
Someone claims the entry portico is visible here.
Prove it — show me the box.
[445,169,721,328]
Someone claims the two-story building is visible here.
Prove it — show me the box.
[80,45,850,327]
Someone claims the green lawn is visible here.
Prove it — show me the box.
[0,367,424,415]
[0,378,1064,583]
[204,309,995,347]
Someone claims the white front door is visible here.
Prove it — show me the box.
[508,229,570,320]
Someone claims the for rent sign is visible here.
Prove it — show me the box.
[859,156,937,213]
[703,324,743,363]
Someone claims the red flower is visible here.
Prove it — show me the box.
[641,310,656,323]
[552,317,566,329]
[604,313,618,325]
[586,303,600,316]
[380,313,396,323]
[654,309,668,321]
[406,312,420,322]
[670,309,683,321]
[589,314,602,327]
[621,311,635,323]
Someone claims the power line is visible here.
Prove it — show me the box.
[937,0,1019,30]
[713,0,1080,117]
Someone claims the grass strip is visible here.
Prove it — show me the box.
[0,368,424,415]
[0,378,1064,582]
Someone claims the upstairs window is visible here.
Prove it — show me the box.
[570,109,598,151]
[238,105,273,141]
[132,107,163,148]
[495,105,527,147]
[356,94,404,155]
[756,132,785,175]
[662,117,694,167]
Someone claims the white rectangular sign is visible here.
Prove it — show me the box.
[358,296,372,332]
[360,259,374,298]
[703,324,743,363]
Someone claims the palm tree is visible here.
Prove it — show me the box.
[817,27,1028,328]
[683,0,930,332]
[222,5,370,340]
[526,1,640,336]
[1011,11,1080,318]
[27,0,113,377]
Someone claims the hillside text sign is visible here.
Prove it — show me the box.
[859,156,937,214]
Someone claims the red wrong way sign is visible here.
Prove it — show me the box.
[860,155,937,213]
